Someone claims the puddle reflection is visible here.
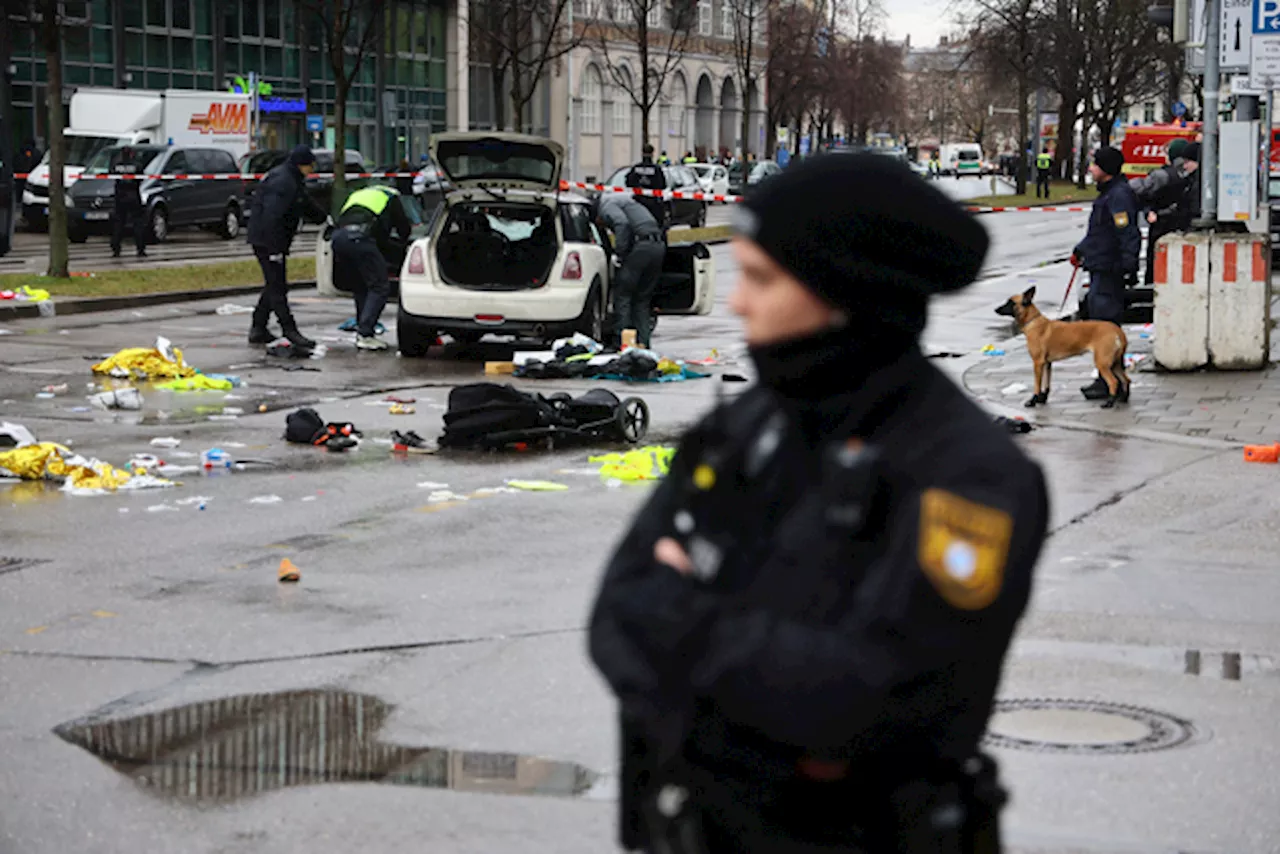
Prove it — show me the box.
[55,690,600,803]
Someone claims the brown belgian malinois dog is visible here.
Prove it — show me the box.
[995,286,1130,409]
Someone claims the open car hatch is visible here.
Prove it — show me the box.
[432,133,564,193]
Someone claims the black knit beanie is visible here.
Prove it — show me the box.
[732,154,989,338]
[1094,146,1124,178]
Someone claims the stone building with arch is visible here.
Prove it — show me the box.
[547,2,767,183]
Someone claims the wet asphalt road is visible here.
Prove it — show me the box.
[3,187,1278,853]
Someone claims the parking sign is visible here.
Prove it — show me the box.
[1256,0,1280,32]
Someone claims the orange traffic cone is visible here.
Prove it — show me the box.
[278,558,301,583]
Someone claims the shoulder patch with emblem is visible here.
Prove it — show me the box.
[917,488,1014,610]
[1113,211,1130,228]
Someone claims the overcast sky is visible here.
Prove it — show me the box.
[883,0,956,47]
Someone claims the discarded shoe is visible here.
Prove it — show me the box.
[357,335,390,351]
[391,430,429,451]
[994,415,1033,434]
[325,435,358,452]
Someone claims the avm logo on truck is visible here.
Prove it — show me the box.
[188,103,249,135]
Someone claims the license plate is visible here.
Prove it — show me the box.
[84,211,110,221]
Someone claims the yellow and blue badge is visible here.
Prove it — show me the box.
[917,489,1013,610]
[1113,211,1130,228]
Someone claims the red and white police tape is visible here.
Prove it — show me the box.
[11,171,1091,214]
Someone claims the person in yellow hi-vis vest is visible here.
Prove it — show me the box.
[331,185,413,350]
[1035,147,1053,199]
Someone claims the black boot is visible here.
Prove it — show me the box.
[248,327,275,345]
[1080,378,1110,400]
[284,328,316,350]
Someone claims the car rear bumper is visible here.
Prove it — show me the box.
[400,279,589,324]
[405,313,583,339]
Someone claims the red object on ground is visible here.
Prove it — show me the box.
[1243,443,1280,463]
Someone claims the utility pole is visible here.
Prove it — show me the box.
[1197,0,1220,227]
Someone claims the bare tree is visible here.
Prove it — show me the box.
[1034,0,1088,180]
[765,0,827,154]
[726,0,770,155]
[469,0,584,132]
[584,0,696,149]
[294,0,386,206]
[835,34,904,144]
[1086,0,1164,147]
[969,0,1042,193]
[37,0,67,278]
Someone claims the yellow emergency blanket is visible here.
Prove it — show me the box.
[589,445,675,482]
[19,285,51,302]
[92,337,197,381]
[0,443,134,492]
[153,375,233,392]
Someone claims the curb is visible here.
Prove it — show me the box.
[0,279,318,321]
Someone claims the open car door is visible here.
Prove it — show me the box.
[651,241,715,316]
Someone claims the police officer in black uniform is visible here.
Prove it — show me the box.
[1072,145,1139,399]
[110,146,149,258]
[590,153,1049,854]
[626,143,669,232]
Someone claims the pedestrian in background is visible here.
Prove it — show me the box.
[593,193,665,350]
[625,143,669,232]
[246,144,330,350]
[1072,145,1139,398]
[1131,138,1190,285]
[110,146,148,258]
[1035,146,1053,199]
[590,152,1048,853]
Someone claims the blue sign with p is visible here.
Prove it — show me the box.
[1255,0,1280,33]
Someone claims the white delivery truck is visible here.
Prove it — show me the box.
[22,88,251,230]
[938,142,984,178]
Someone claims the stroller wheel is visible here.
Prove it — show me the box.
[616,397,650,443]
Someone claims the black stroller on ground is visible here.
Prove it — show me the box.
[438,383,650,451]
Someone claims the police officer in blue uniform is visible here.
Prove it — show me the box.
[1071,145,1139,399]
[626,144,669,232]
[589,153,1050,854]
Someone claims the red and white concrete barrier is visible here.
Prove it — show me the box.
[1208,234,1271,370]
[1153,232,1211,371]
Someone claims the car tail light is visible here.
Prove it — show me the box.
[407,244,425,275]
[561,251,582,280]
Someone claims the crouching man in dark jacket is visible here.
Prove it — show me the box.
[247,144,329,349]
[589,153,1049,854]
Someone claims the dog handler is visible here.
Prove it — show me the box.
[589,153,1050,853]
[1072,145,1139,399]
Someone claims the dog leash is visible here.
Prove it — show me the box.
[1058,265,1079,315]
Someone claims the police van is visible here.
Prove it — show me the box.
[939,143,984,178]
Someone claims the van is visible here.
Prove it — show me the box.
[939,143,984,178]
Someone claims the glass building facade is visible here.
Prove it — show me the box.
[2,0,451,164]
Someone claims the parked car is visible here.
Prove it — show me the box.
[727,160,783,196]
[315,187,437,298]
[601,163,708,227]
[689,162,730,199]
[242,148,369,219]
[393,132,715,355]
[66,145,245,243]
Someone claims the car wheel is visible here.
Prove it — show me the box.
[67,223,88,244]
[219,204,241,239]
[150,206,169,243]
[576,281,606,342]
[396,306,435,357]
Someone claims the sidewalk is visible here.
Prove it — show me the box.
[964,326,1280,445]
